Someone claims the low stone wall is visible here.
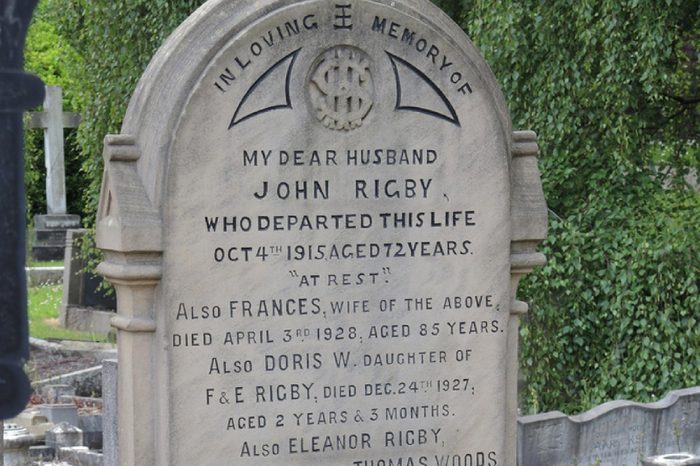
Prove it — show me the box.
[33,366,103,398]
[518,387,700,466]
[26,266,63,287]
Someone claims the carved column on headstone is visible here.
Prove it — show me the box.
[96,135,162,466]
[507,130,548,465]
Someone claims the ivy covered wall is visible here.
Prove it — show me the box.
[27,0,699,414]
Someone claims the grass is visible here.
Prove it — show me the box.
[27,259,64,268]
[28,284,111,343]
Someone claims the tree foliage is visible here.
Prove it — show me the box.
[435,0,699,413]
[24,3,85,222]
[37,0,699,414]
[43,0,207,224]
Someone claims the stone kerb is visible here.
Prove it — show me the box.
[96,1,547,465]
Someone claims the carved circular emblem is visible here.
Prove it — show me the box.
[308,46,373,131]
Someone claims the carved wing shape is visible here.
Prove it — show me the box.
[387,51,460,127]
[229,48,301,129]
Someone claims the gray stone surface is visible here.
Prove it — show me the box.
[14,408,49,427]
[58,446,104,466]
[34,365,103,398]
[26,266,64,286]
[10,409,53,441]
[518,387,700,466]
[32,462,74,466]
[39,404,78,427]
[60,229,116,333]
[41,384,76,404]
[3,447,31,466]
[45,422,83,450]
[62,308,115,336]
[27,86,80,215]
[28,85,82,260]
[59,395,102,409]
[32,214,81,261]
[78,414,103,450]
[644,453,700,465]
[61,229,88,316]
[95,0,547,464]
[34,214,82,230]
[102,359,117,466]
[3,425,45,466]
[3,422,29,439]
[28,445,55,461]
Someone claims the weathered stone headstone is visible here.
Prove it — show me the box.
[28,445,55,462]
[0,0,44,422]
[28,85,81,260]
[28,86,81,216]
[41,384,75,404]
[517,387,700,466]
[39,404,79,427]
[60,229,116,335]
[45,422,83,450]
[96,1,547,465]
[3,422,34,466]
[78,414,103,450]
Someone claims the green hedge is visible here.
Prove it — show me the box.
[24,6,86,222]
[521,177,698,413]
[44,0,207,225]
[434,0,699,413]
[40,0,699,414]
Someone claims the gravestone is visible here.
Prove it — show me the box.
[45,422,83,450]
[28,85,81,260]
[0,0,44,422]
[60,229,116,335]
[517,386,700,466]
[95,1,547,465]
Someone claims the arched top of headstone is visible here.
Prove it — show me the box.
[119,0,512,210]
[96,1,547,464]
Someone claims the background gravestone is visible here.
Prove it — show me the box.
[28,85,81,260]
[518,387,700,466]
[96,0,547,465]
[0,0,44,422]
[60,229,116,335]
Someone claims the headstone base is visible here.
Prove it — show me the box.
[44,422,83,450]
[32,214,80,261]
[60,306,115,335]
[38,404,78,427]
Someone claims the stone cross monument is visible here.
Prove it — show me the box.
[29,86,81,215]
[28,85,81,260]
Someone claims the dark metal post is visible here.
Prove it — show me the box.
[0,0,44,421]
